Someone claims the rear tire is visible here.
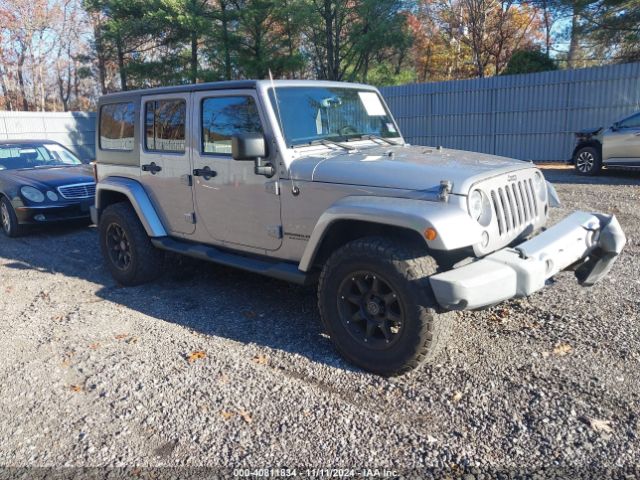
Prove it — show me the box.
[0,197,24,238]
[318,236,452,376]
[99,202,165,286]
[574,146,602,175]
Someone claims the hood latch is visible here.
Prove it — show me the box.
[438,180,452,202]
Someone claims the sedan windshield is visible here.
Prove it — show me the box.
[268,87,402,147]
[0,143,82,171]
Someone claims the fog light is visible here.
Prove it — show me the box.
[424,228,437,241]
[34,214,45,221]
[481,231,490,247]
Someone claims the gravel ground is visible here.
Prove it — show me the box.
[0,165,638,478]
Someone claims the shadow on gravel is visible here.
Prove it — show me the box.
[540,165,640,186]
[0,223,351,371]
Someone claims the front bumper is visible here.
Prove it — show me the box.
[15,200,93,225]
[429,212,626,310]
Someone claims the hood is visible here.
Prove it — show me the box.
[575,127,603,138]
[1,164,94,189]
[289,144,534,195]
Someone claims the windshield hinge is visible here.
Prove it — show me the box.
[439,180,452,202]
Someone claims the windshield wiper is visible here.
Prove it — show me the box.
[307,138,357,151]
[355,134,398,146]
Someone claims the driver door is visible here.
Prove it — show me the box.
[191,90,282,251]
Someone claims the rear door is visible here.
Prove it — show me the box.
[603,112,640,165]
[139,93,195,235]
[191,90,282,250]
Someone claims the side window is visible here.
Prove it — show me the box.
[100,102,135,151]
[201,96,263,156]
[145,99,186,153]
[619,113,640,129]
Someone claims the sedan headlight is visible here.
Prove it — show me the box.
[533,171,546,201]
[468,189,492,226]
[21,186,45,203]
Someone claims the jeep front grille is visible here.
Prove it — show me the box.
[57,182,96,200]
[471,168,547,256]
[489,179,539,236]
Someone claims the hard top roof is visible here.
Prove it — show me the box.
[98,79,378,103]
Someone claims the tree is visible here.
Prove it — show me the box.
[502,48,558,74]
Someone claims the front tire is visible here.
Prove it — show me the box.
[318,237,452,376]
[99,202,165,286]
[0,197,24,238]
[574,146,602,175]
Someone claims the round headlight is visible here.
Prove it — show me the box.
[469,190,483,220]
[46,191,58,201]
[533,171,546,201]
[21,186,45,203]
[468,189,492,227]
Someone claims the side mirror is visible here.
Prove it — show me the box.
[611,121,620,131]
[232,133,267,161]
[231,133,274,178]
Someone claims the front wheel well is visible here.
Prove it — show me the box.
[310,220,428,270]
[572,141,602,163]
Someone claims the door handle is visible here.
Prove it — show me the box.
[141,162,162,174]
[193,166,217,180]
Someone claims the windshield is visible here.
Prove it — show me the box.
[0,143,82,171]
[268,87,402,147]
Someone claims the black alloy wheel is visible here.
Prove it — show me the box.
[337,271,405,349]
[106,223,132,271]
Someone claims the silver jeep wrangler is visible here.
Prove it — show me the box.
[92,80,626,376]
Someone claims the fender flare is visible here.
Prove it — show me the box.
[298,195,483,272]
[95,177,167,237]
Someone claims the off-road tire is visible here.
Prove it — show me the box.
[0,197,24,238]
[574,146,602,176]
[318,236,452,376]
[99,202,165,286]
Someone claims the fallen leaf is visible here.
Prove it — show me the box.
[452,391,463,403]
[89,343,100,350]
[69,384,83,393]
[220,410,235,421]
[114,334,129,340]
[237,409,252,424]
[253,354,269,365]
[489,307,510,322]
[553,343,572,356]
[186,351,206,363]
[589,418,614,434]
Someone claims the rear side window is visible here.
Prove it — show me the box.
[145,100,186,153]
[201,96,262,156]
[100,102,135,151]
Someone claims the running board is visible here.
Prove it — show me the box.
[151,237,314,286]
